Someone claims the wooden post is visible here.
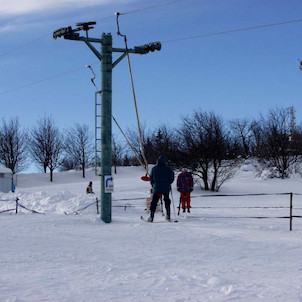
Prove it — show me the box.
[15,197,19,214]
[289,192,293,231]
[96,197,99,214]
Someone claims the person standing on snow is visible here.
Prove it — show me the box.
[86,181,94,194]
[177,167,193,213]
[148,155,174,222]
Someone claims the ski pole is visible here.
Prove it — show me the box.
[170,189,178,222]
[177,196,181,216]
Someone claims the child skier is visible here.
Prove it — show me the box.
[177,167,193,213]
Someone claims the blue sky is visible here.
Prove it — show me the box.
[1,0,302,138]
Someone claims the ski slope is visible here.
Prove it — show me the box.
[1,165,302,302]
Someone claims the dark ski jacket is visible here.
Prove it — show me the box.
[177,171,193,193]
[150,156,174,194]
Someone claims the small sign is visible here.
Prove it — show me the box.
[104,175,114,193]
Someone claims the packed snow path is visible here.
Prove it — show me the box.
[1,166,302,301]
[1,212,302,302]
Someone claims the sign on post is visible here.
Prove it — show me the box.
[104,175,114,193]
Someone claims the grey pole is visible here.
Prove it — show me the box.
[100,33,113,223]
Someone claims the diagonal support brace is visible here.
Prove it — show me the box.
[84,40,102,61]
[113,53,127,68]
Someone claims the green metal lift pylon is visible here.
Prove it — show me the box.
[53,21,161,223]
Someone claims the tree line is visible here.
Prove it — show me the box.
[0,116,93,181]
[0,107,301,190]
[121,107,302,191]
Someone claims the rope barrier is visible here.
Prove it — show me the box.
[1,193,301,230]
[0,208,15,214]
[64,198,99,215]
[113,196,147,202]
[183,216,293,219]
[111,192,298,203]
[111,204,302,213]
[111,192,297,203]
[0,197,99,216]
[112,204,146,211]
[118,195,286,203]
[17,203,45,214]
[190,206,291,209]
[190,192,292,198]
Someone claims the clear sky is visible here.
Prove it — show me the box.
[1,0,302,138]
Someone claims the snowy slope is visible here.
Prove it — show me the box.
[1,166,302,302]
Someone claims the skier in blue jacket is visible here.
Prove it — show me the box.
[149,155,174,222]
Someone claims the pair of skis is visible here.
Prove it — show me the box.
[141,190,180,223]
[140,215,178,223]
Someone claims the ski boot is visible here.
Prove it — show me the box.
[148,212,154,222]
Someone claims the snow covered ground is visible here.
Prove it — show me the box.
[1,165,302,302]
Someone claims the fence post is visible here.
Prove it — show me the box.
[96,198,99,214]
[289,192,293,231]
[15,197,19,214]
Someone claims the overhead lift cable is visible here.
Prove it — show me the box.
[161,18,302,43]
[1,16,302,96]
[119,0,183,16]
[0,32,50,58]
[0,0,183,58]
[0,64,93,96]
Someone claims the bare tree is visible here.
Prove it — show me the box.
[0,117,28,174]
[64,123,93,178]
[112,135,125,174]
[125,124,151,167]
[152,124,179,164]
[60,157,78,171]
[254,108,302,178]
[249,120,263,157]
[122,154,131,166]
[179,111,239,191]
[230,118,254,158]
[125,123,179,165]
[29,116,63,181]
